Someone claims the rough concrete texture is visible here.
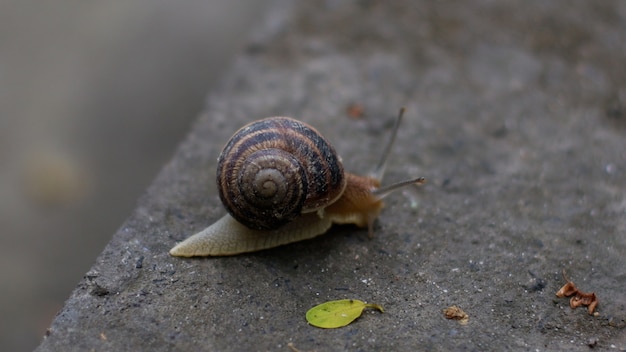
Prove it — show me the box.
[37,1,626,351]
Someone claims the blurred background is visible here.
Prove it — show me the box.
[0,1,271,350]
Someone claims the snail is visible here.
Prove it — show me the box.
[169,108,425,257]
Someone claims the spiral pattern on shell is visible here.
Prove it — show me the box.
[217,117,346,230]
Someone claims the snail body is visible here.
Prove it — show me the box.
[170,110,424,257]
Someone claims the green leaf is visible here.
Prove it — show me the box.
[306,299,384,328]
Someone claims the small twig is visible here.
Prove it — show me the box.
[287,342,315,352]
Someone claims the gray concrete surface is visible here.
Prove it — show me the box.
[36,1,626,351]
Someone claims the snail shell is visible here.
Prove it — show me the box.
[170,110,424,257]
[216,117,346,230]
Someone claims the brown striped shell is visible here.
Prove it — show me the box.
[216,117,347,230]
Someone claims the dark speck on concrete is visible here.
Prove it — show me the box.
[89,284,110,297]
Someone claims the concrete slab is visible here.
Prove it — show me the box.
[37,1,626,350]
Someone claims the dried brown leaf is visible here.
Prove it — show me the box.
[443,305,469,325]
[556,270,599,315]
